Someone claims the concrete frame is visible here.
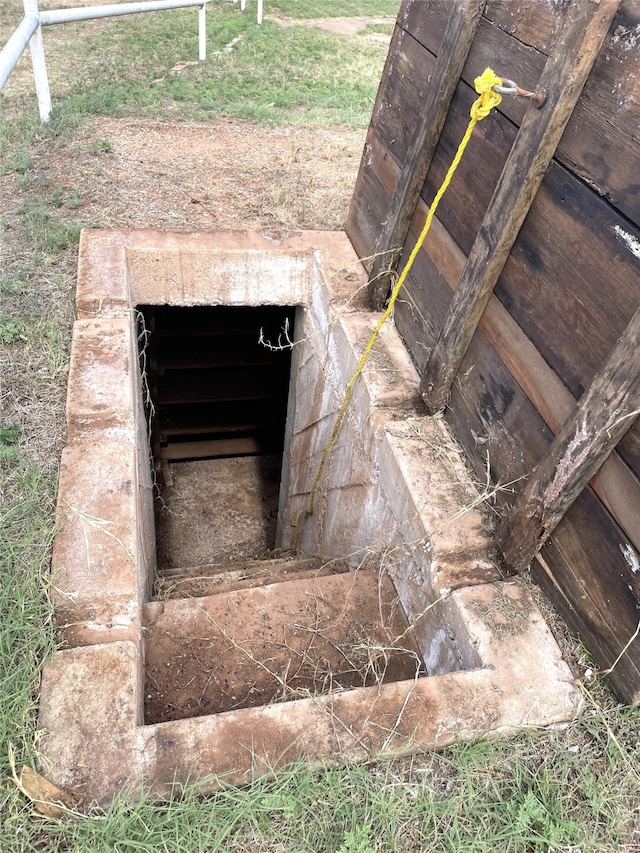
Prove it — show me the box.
[39,229,582,805]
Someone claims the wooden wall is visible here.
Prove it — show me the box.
[347,0,640,703]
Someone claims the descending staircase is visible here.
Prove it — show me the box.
[138,299,428,727]
[144,557,425,724]
[137,301,428,726]
[140,304,295,484]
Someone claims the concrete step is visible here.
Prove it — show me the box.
[143,569,424,724]
[155,556,347,599]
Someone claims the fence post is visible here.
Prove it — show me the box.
[23,0,51,122]
[198,3,206,60]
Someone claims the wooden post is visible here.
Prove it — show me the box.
[420,0,621,413]
[368,0,485,310]
[501,304,640,573]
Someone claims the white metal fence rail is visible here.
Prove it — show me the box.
[0,0,263,122]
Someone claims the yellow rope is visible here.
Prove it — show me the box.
[288,69,503,552]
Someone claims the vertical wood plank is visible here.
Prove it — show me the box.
[420,0,621,413]
[501,304,640,573]
[368,0,486,309]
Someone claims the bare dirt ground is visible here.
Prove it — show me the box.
[270,14,394,40]
[43,115,366,232]
[155,456,283,569]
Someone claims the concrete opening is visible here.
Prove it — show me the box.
[40,230,581,804]
[136,303,427,724]
[140,304,294,470]
[139,304,295,570]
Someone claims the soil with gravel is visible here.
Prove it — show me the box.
[144,568,424,723]
[42,114,366,232]
[155,456,283,569]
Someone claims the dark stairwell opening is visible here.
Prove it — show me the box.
[138,304,296,574]
[137,302,425,724]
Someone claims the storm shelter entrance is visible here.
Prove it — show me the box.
[40,230,580,803]
[138,304,296,571]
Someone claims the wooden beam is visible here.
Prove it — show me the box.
[501,304,640,574]
[367,0,485,310]
[162,437,264,461]
[420,0,621,413]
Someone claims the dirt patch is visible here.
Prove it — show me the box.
[42,116,366,232]
[269,15,394,40]
[155,456,282,570]
[143,568,424,723]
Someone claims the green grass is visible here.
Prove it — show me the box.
[1,0,640,850]
[16,199,81,253]
[1,2,393,128]
[0,437,58,843]
[68,11,387,127]
[2,724,639,851]
[268,1,396,17]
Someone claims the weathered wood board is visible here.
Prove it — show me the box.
[346,0,640,703]
[422,0,620,414]
[402,0,640,224]
[368,0,485,305]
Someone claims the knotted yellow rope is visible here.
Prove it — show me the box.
[288,69,503,552]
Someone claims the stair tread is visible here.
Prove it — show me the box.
[155,556,349,600]
[144,570,424,724]
[159,555,327,580]
[156,564,346,599]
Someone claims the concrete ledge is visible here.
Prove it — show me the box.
[140,583,578,796]
[128,247,312,306]
[281,259,499,602]
[51,440,143,647]
[76,230,131,318]
[66,318,136,441]
[76,228,368,319]
[41,583,580,802]
[141,668,502,795]
[39,642,142,803]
